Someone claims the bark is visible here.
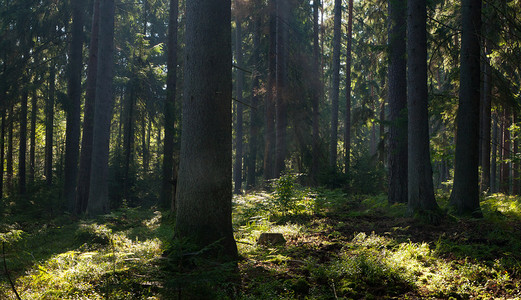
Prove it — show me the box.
[344,0,353,174]
[514,113,519,195]
[234,19,244,194]
[175,0,238,260]
[275,0,288,177]
[264,0,276,180]
[29,88,36,184]
[500,108,510,194]
[87,0,115,216]
[19,89,28,195]
[76,0,100,214]
[311,0,320,181]
[491,114,498,192]
[0,110,4,198]
[480,58,492,193]
[329,0,342,170]
[407,0,439,214]
[64,0,84,212]
[45,66,56,187]
[161,0,178,210]
[122,81,136,201]
[246,15,261,189]
[6,105,13,194]
[449,0,482,215]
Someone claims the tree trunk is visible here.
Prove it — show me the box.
[234,19,244,194]
[6,105,13,194]
[45,65,56,187]
[29,88,37,184]
[275,0,288,177]
[264,0,276,181]
[449,0,482,216]
[76,0,100,214]
[344,0,353,174]
[329,0,342,170]
[491,114,498,192]
[175,0,238,261]
[514,113,519,195]
[87,0,115,216]
[311,0,321,181]
[246,14,261,189]
[19,88,28,195]
[407,0,439,214]
[161,0,178,210]
[64,0,84,212]
[0,110,4,198]
[480,57,492,193]
[122,82,135,201]
[500,108,510,194]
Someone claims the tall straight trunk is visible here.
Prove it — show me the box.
[344,0,353,174]
[275,0,288,177]
[141,114,147,176]
[379,100,386,164]
[407,0,439,214]
[500,108,510,194]
[234,19,244,193]
[45,66,56,187]
[6,105,13,194]
[65,0,84,212]
[161,0,178,210]
[175,0,238,261]
[0,110,4,198]
[480,58,492,193]
[311,0,320,181]
[491,114,498,192]
[514,113,519,195]
[19,89,28,195]
[29,88,36,184]
[449,0,482,216]
[264,0,276,180]
[87,0,115,216]
[246,15,261,189]
[329,0,342,170]
[122,83,135,201]
[77,0,100,214]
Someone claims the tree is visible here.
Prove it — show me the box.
[19,87,28,195]
[175,0,238,260]
[87,0,115,216]
[311,0,321,182]
[449,0,482,216]
[64,0,84,212]
[329,0,342,170]
[275,0,288,177]
[344,0,354,174]
[264,0,276,181]
[161,0,179,210]
[407,0,439,214]
[45,65,55,187]
[387,0,407,203]
[234,18,244,194]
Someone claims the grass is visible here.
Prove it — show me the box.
[1,182,521,299]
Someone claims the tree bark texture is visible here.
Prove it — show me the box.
[29,88,36,184]
[329,0,341,170]
[275,0,288,178]
[234,19,244,193]
[407,0,439,213]
[480,58,492,193]
[175,0,238,260]
[87,0,115,216]
[311,0,321,182]
[500,108,511,194]
[344,0,353,174]
[264,0,276,181]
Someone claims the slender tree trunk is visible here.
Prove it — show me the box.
[65,0,84,212]
[246,15,261,189]
[449,0,482,216]
[275,0,288,177]
[29,88,36,184]
[407,0,439,214]
[491,114,498,192]
[19,89,28,195]
[161,0,178,210]
[344,0,353,174]
[311,0,321,181]
[500,108,510,194]
[514,113,519,195]
[6,105,13,194]
[329,0,342,170]
[45,65,56,187]
[87,0,115,216]
[480,57,492,193]
[234,19,244,193]
[0,110,4,198]
[76,0,100,214]
[175,0,238,261]
[264,0,276,180]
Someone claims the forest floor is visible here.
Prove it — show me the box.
[1,182,521,299]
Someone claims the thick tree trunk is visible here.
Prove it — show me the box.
[175,0,238,260]
[329,0,342,170]
[234,19,244,194]
[76,0,100,214]
[449,0,482,216]
[64,0,84,212]
[407,0,439,214]
[87,0,115,216]
[161,0,178,210]
[275,0,288,177]
[45,66,56,187]
[264,0,276,181]
[29,89,36,184]
[311,0,320,181]
[344,0,353,174]
[19,89,28,195]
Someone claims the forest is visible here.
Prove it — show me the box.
[1,0,521,298]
